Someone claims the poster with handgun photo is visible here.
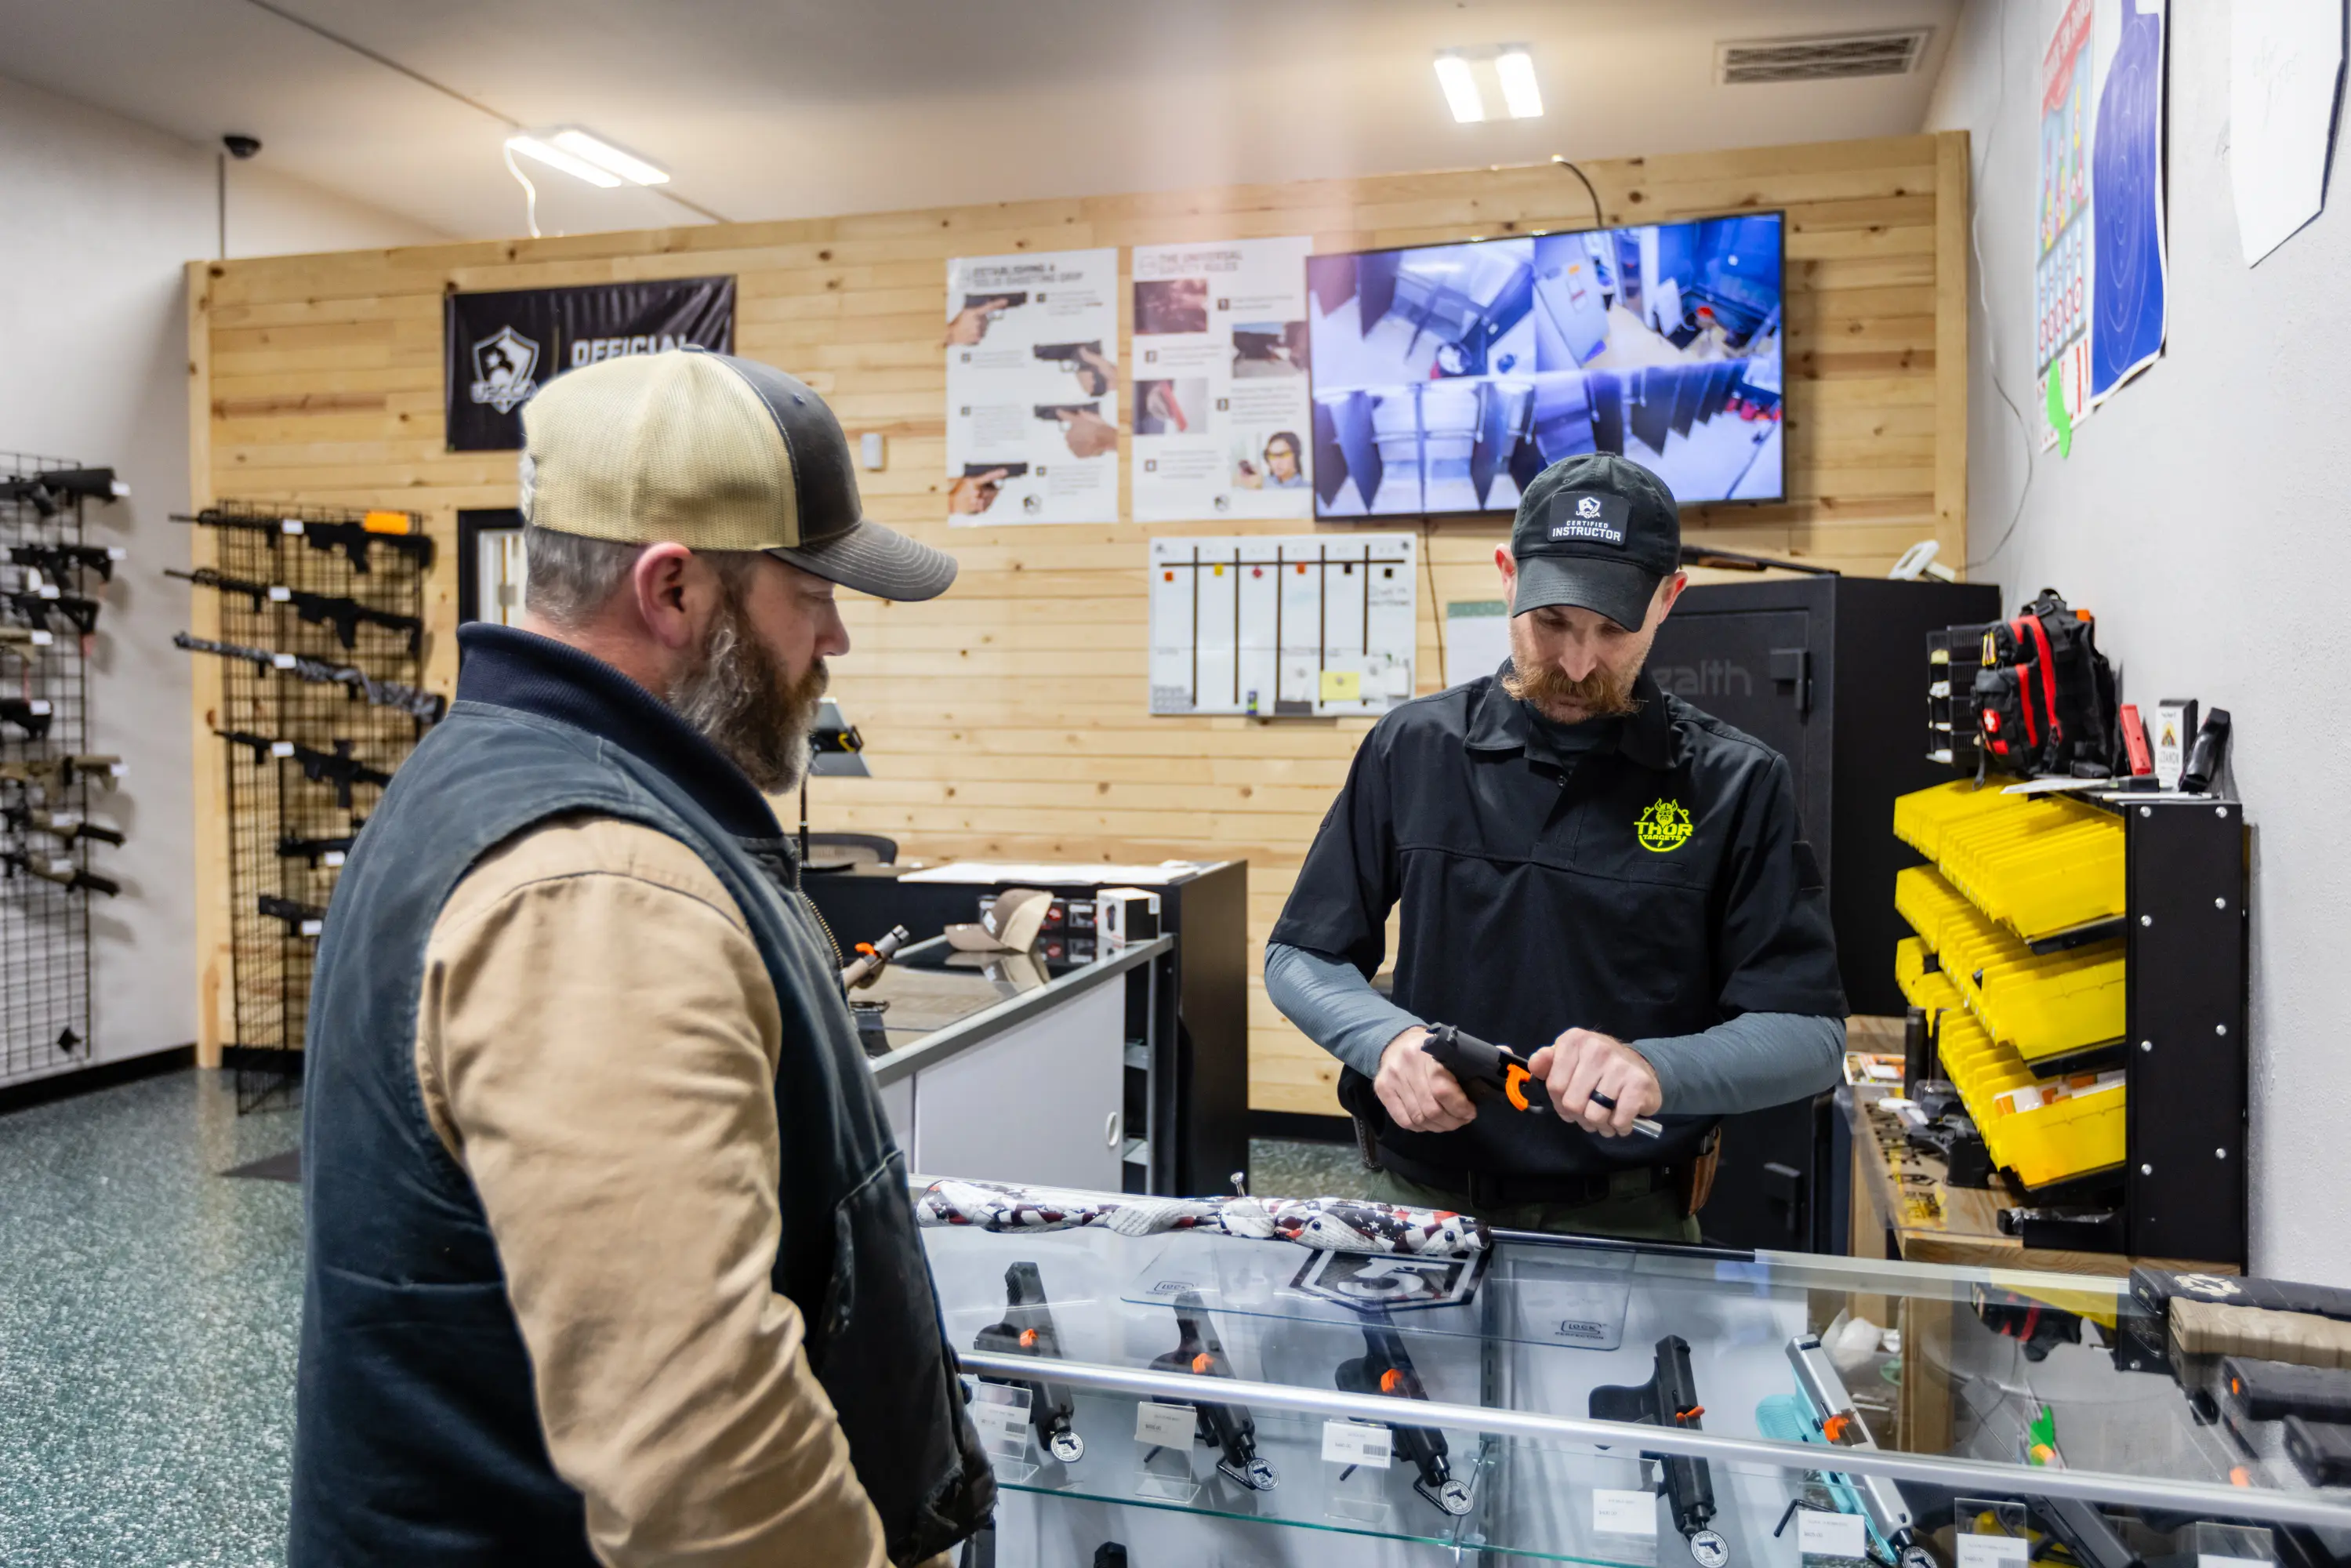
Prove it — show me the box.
[944,247,1120,525]
[1130,236,1314,521]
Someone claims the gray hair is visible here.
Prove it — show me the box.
[522,524,768,630]
[521,524,647,630]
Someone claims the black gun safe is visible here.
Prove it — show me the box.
[1647,573,2001,1251]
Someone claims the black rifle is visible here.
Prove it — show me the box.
[278,833,357,867]
[174,633,445,724]
[1145,1292,1279,1491]
[972,1262,1086,1465]
[0,698,53,740]
[4,805,125,847]
[169,509,434,573]
[1334,1317,1471,1515]
[2,850,120,897]
[167,568,423,652]
[1591,1336,1727,1567]
[0,753,122,791]
[7,588,101,637]
[10,543,127,584]
[1,467,125,518]
[259,895,328,935]
[216,730,393,808]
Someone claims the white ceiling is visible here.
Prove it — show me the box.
[0,0,1961,244]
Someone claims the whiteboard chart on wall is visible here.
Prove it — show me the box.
[1148,534,1417,717]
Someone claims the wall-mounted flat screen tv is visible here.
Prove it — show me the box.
[1305,215,1784,517]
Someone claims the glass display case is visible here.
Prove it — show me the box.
[921,1192,2351,1566]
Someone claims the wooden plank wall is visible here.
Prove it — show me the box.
[188,132,1969,1112]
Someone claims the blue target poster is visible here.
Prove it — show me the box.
[2091,0,2167,403]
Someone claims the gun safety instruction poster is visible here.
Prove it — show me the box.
[945,247,1119,524]
[1130,237,1315,522]
[1148,533,1417,717]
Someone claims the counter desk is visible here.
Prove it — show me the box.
[858,935,1175,1194]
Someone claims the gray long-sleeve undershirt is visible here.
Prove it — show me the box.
[1263,939,1844,1116]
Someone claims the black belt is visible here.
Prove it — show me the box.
[1375,1143,1674,1210]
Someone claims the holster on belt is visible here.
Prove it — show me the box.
[1676,1125,1724,1217]
[1337,1065,1388,1169]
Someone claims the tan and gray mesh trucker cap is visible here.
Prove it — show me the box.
[518,347,956,601]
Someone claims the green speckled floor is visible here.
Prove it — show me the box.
[0,1074,1360,1567]
[0,1069,304,1568]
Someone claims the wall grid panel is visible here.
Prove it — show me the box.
[190,135,1970,1114]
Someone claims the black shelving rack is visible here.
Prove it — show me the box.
[179,501,433,1112]
[0,450,123,1083]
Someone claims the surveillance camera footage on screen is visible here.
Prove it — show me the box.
[1305,215,1785,516]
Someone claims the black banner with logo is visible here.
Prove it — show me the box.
[442,275,735,451]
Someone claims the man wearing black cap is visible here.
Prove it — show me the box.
[1265,452,1846,1240]
[292,350,990,1566]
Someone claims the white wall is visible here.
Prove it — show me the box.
[1927,2,2350,1281]
[0,73,440,1083]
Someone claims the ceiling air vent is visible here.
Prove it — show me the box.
[1717,28,1932,85]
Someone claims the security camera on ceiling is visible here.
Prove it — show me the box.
[223,134,262,160]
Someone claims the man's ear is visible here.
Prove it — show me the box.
[630,543,700,651]
[1652,570,1689,626]
[1495,543,1518,611]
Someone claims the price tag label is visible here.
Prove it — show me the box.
[1594,1487,1659,1537]
[2200,1557,2271,1568]
[1799,1510,1869,1559]
[267,586,292,601]
[1133,1401,1195,1447]
[323,850,346,869]
[969,1396,1027,1448]
[1957,1535,2030,1568]
[1321,1419,1392,1469]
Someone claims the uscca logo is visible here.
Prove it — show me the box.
[1634,798,1693,853]
[1576,495,1602,519]
[470,325,540,415]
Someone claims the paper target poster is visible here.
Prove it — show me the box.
[944,248,1119,524]
[2089,0,2166,405]
[1130,238,1315,521]
[1148,533,1416,717]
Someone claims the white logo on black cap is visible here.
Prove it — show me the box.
[1547,489,1630,546]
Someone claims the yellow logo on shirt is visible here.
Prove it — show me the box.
[1634,798,1693,853]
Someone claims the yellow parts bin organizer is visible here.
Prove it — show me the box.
[1892,779,2131,1189]
[1892,779,2124,942]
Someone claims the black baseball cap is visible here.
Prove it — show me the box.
[1508,452,1681,631]
[520,347,956,601]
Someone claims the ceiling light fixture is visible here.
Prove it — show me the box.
[504,133,621,188]
[1433,53,1486,123]
[1495,47,1544,119]
[550,128,671,187]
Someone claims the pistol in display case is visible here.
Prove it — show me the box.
[1591,1334,1729,1566]
[972,1261,1085,1464]
[1145,1292,1279,1491]
[1333,1316,1474,1516]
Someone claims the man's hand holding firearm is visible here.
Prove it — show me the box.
[1377,1024,1663,1138]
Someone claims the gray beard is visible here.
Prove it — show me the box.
[669,601,825,794]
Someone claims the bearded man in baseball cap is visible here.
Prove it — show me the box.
[290,349,990,1568]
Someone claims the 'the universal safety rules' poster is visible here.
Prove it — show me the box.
[1130,237,1315,522]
